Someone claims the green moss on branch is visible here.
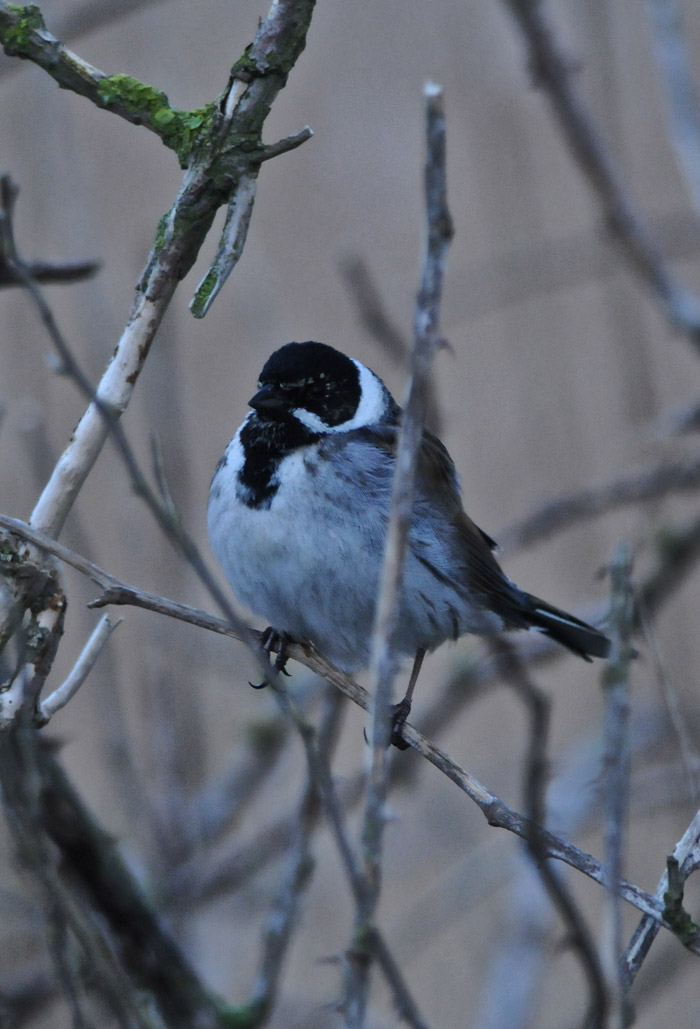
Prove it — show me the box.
[1,3,45,55]
[96,74,215,165]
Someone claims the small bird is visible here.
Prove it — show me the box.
[208,341,610,746]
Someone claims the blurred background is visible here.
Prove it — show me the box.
[1,0,700,1025]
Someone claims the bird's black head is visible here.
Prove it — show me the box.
[249,341,393,432]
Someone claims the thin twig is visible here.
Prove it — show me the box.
[498,453,700,555]
[503,0,700,344]
[0,732,176,1027]
[0,511,695,941]
[490,638,608,1029]
[620,808,700,988]
[339,256,408,365]
[259,126,314,162]
[338,255,443,434]
[37,614,121,725]
[1,729,228,1027]
[0,0,316,539]
[346,82,453,1027]
[183,722,288,856]
[0,174,98,285]
[248,688,345,1023]
[0,5,319,722]
[273,686,429,1028]
[644,0,700,213]
[601,544,635,1027]
[638,609,700,799]
[0,254,271,699]
[5,511,700,967]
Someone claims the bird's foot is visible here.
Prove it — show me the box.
[390,698,412,750]
[249,628,294,690]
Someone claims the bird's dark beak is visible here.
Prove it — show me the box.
[248,384,285,413]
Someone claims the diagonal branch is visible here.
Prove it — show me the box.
[0,0,316,541]
[3,514,699,956]
[620,808,700,988]
[0,0,317,724]
[0,727,233,1028]
[503,0,700,344]
[497,453,700,554]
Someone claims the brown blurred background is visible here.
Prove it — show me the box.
[2,0,700,1026]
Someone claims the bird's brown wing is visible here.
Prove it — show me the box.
[357,425,528,627]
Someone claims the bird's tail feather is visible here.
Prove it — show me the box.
[523,593,610,661]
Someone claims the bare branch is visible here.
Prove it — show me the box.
[498,454,700,554]
[490,638,608,1027]
[37,615,120,725]
[0,3,318,726]
[190,173,258,317]
[601,544,635,1026]
[338,255,443,435]
[271,685,428,1029]
[503,0,700,344]
[0,729,229,1027]
[248,688,345,1023]
[0,229,274,712]
[339,256,408,365]
[639,611,700,799]
[345,82,454,1025]
[0,5,139,126]
[0,172,98,285]
[4,514,698,962]
[6,0,315,540]
[259,125,314,162]
[621,808,700,988]
[644,0,700,213]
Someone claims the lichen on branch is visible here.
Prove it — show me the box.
[0,2,313,169]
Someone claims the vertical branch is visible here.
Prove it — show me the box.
[601,543,634,1026]
[644,0,700,213]
[269,683,428,1028]
[248,688,345,1023]
[343,82,453,1027]
[620,804,700,988]
[491,637,609,1029]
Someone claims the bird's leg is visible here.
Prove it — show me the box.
[249,627,294,690]
[391,647,425,750]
